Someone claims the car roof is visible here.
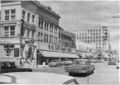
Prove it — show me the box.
[0,59,15,62]
[74,59,90,61]
[0,72,74,84]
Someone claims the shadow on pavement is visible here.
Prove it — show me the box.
[69,72,94,77]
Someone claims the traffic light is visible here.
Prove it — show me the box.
[6,44,10,56]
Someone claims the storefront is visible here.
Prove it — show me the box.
[37,50,79,65]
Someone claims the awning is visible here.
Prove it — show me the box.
[40,50,79,58]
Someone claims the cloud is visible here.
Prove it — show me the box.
[39,0,119,50]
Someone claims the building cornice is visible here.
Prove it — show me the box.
[32,1,61,19]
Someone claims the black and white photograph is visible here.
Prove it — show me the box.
[0,0,119,84]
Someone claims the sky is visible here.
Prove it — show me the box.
[38,0,120,50]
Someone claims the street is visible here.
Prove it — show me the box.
[33,61,119,85]
[76,61,119,85]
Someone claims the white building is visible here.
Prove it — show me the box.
[73,25,110,51]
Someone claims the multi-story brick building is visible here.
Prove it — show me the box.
[0,1,78,67]
[0,1,38,67]
[59,28,76,53]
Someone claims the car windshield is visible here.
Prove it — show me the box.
[52,60,60,62]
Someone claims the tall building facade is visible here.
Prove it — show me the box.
[73,25,109,51]
[0,1,38,67]
[0,1,78,67]
[59,28,76,53]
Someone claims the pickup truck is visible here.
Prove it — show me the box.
[0,61,32,73]
[64,59,95,75]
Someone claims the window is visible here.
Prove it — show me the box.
[9,45,14,49]
[38,32,40,37]
[5,10,9,20]
[11,9,16,20]
[46,34,48,42]
[41,33,43,36]
[49,35,51,43]
[44,20,47,30]
[32,15,35,23]
[32,30,34,38]
[22,10,26,20]
[10,26,15,36]
[46,22,49,31]
[4,25,15,37]
[4,26,9,37]
[51,35,53,44]
[27,30,30,38]
[27,13,30,22]
[44,34,46,42]
[39,17,44,29]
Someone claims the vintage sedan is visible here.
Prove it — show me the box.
[108,59,116,65]
[64,59,95,75]
[48,60,63,67]
[0,72,79,84]
[0,61,32,73]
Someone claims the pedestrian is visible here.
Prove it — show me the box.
[42,61,46,68]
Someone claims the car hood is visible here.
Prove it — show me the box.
[0,72,74,84]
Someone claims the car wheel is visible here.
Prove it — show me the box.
[91,70,94,74]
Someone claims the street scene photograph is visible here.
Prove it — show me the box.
[0,0,119,85]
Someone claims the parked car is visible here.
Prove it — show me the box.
[64,59,95,75]
[48,60,63,67]
[91,59,102,63]
[108,60,116,65]
[0,72,79,84]
[0,61,32,73]
[62,60,73,66]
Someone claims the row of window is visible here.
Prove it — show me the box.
[77,36,102,39]
[3,25,35,39]
[96,47,105,49]
[38,32,58,44]
[74,29,102,32]
[4,9,35,24]
[22,10,35,24]
[77,33,102,36]
[38,16,58,33]
[48,45,59,50]
[81,39,102,43]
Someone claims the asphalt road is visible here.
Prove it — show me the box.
[33,61,119,85]
[76,61,119,85]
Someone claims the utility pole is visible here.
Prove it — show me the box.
[20,19,24,66]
